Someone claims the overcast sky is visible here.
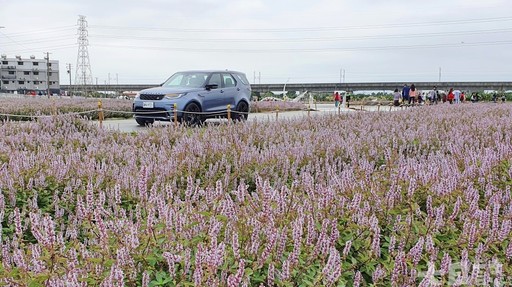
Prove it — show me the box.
[1,0,511,85]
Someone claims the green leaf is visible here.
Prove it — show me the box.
[28,281,44,287]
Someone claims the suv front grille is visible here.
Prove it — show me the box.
[134,107,171,118]
[140,94,164,100]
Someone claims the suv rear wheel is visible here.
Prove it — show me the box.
[235,101,249,121]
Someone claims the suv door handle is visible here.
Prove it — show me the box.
[220,90,224,93]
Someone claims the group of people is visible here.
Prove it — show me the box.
[332,85,507,108]
[333,91,351,108]
[393,84,491,106]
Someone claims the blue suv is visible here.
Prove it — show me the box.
[133,70,251,126]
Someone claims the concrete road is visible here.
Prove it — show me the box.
[97,103,399,132]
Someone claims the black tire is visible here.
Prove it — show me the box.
[182,102,204,126]
[135,118,154,126]
[235,101,249,121]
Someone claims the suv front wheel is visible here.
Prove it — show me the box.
[181,102,204,126]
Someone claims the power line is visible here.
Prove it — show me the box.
[0,26,76,36]
[2,44,76,54]
[92,40,512,53]
[1,37,75,47]
[88,16,512,33]
[88,27,512,43]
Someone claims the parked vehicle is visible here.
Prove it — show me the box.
[133,70,251,126]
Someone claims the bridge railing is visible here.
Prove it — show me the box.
[60,82,512,93]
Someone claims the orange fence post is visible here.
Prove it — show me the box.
[227,104,231,121]
[98,100,104,128]
[173,103,178,125]
[276,109,279,121]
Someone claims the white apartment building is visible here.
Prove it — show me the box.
[0,54,60,94]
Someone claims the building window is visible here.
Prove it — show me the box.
[2,81,8,85]
[34,72,39,75]
[34,81,39,85]
[18,62,24,65]
[49,72,52,76]
[8,71,14,75]
[1,61,7,65]
[24,71,30,75]
[18,81,24,84]
[33,62,39,66]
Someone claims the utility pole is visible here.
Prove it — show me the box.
[438,67,442,82]
[66,63,72,97]
[45,52,51,98]
[258,72,261,84]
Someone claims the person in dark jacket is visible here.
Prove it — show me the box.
[402,84,410,104]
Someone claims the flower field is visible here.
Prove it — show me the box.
[0,104,511,286]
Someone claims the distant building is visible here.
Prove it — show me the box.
[0,54,60,95]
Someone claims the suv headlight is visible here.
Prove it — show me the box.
[134,92,140,99]
[165,93,186,99]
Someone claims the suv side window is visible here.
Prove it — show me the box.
[234,73,250,85]
[222,73,237,88]
[207,73,222,88]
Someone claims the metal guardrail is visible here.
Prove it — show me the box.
[0,93,26,98]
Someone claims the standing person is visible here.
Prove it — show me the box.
[346,91,351,108]
[334,91,341,108]
[447,88,454,104]
[454,89,461,104]
[402,84,410,105]
[393,88,401,106]
[460,91,465,103]
[409,84,417,105]
[430,86,438,105]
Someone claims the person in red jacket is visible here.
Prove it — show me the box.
[334,91,341,107]
[447,88,454,104]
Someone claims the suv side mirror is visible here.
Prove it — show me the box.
[205,84,218,91]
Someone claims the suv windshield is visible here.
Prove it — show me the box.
[162,72,208,88]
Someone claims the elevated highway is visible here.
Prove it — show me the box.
[60,82,512,94]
